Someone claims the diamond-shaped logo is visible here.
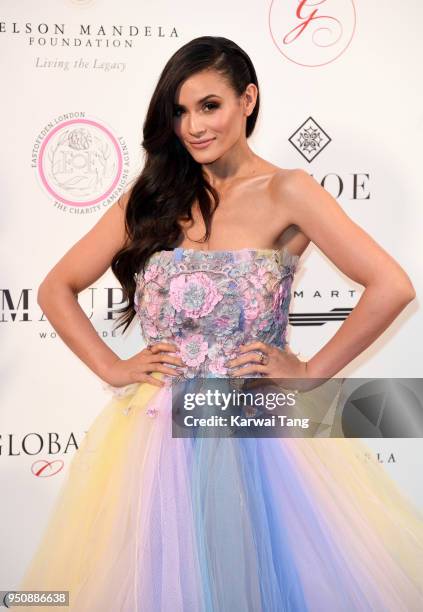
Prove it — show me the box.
[288,117,331,163]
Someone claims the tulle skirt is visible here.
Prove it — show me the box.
[17,373,423,611]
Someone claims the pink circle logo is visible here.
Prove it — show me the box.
[269,0,356,67]
[36,117,126,208]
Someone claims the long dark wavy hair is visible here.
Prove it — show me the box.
[110,35,260,333]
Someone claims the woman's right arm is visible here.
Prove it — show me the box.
[37,192,184,387]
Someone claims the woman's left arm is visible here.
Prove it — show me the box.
[280,169,416,379]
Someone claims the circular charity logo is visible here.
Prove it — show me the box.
[268,0,356,67]
[34,115,127,208]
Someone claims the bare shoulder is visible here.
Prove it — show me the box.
[270,168,316,205]
[270,167,341,227]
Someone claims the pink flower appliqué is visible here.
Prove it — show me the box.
[180,334,209,367]
[244,288,264,320]
[251,266,268,288]
[169,272,222,318]
[209,354,227,376]
[145,295,161,318]
[143,319,159,338]
[146,404,158,418]
[144,263,160,283]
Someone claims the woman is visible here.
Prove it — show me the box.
[17,36,422,611]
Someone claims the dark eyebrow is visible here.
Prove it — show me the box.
[173,94,222,109]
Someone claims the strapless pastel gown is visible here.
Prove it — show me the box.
[17,247,423,611]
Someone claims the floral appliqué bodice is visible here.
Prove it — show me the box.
[133,247,299,385]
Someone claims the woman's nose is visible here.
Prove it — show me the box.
[187,114,205,136]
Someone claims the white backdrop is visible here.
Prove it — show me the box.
[1,0,422,589]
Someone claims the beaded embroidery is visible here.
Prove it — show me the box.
[133,247,300,384]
